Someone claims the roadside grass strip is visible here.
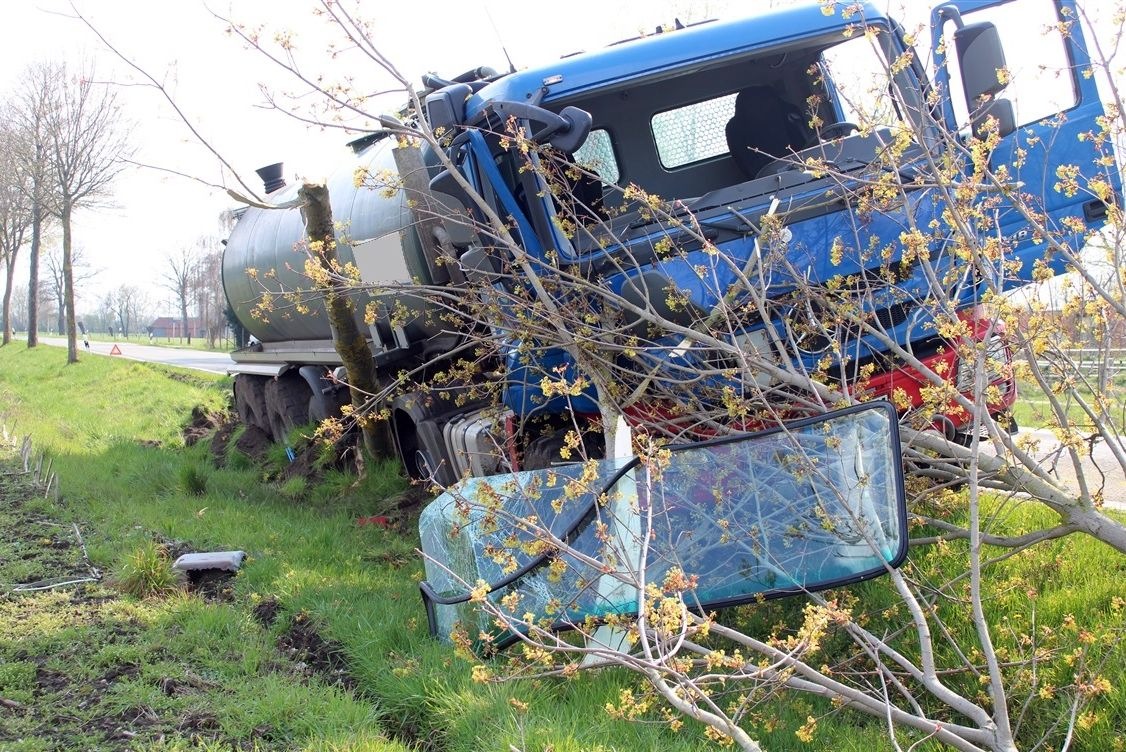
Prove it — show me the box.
[1,345,1123,751]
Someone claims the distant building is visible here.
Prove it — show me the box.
[149,316,207,339]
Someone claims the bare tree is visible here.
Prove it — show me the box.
[0,119,33,345]
[109,284,148,339]
[44,244,98,337]
[193,241,227,347]
[162,242,200,344]
[9,284,28,333]
[10,62,62,349]
[43,62,130,363]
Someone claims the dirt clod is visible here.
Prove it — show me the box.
[277,615,358,691]
[252,595,281,629]
[183,405,224,447]
[234,424,272,462]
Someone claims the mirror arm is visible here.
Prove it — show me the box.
[934,3,965,29]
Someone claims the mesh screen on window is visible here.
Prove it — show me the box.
[573,129,620,185]
[651,93,738,169]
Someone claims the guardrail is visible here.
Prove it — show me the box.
[1029,352,1126,384]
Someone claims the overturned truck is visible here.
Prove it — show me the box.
[223,0,1118,487]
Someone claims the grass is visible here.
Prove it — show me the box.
[117,540,182,597]
[0,343,1123,751]
[1010,373,1126,434]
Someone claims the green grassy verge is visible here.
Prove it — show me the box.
[0,344,1122,751]
[1011,374,1126,433]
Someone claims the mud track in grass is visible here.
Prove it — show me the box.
[0,444,397,751]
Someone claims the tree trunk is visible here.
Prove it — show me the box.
[26,205,41,348]
[1,253,16,345]
[180,298,190,345]
[62,201,78,364]
[298,182,389,462]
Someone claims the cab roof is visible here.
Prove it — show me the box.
[466,2,888,114]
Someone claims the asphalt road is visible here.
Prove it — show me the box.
[40,337,236,375]
[1009,427,1125,511]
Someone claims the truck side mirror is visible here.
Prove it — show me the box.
[429,168,474,216]
[547,106,593,154]
[973,97,1015,139]
[425,83,472,135]
[954,22,1014,137]
[485,100,594,153]
[431,190,478,248]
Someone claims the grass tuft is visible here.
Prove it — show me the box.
[280,476,307,499]
[116,540,182,598]
[178,462,209,496]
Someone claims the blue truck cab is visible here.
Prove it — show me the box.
[406,0,1118,477]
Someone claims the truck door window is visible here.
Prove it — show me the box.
[820,32,908,131]
[573,128,620,185]
[939,0,1077,130]
[652,93,739,169]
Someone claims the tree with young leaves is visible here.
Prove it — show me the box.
[42,63,130,363]
[270,7,1122,751]
[77,1,1126,748]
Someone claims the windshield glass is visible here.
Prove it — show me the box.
[421,404,906,647]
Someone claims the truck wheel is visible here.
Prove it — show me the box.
[234,375,269,433]
[265,375,312,443]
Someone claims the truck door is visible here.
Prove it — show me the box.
[929,0,1120,291]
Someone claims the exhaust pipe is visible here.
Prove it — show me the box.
[255,163,286,194]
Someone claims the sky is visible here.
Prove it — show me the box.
[0,0,1121,317]
[0,0,749,316]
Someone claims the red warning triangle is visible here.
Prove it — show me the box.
[109,344,122,355]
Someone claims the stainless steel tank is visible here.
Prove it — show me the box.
[222,137,441,346]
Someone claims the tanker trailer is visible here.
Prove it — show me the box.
[223,134,468,457]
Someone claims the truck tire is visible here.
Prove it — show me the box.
[264,375,312,443]
[234,374,270,433]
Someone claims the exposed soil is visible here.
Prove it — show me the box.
[182,404,226,447]
[251,595,281,629]
[232,424,272,463]
[0,469,95,588]
[0,446,361,751]
[277,613,359,692]
[199,408,280,471]
[208,416,240,468]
